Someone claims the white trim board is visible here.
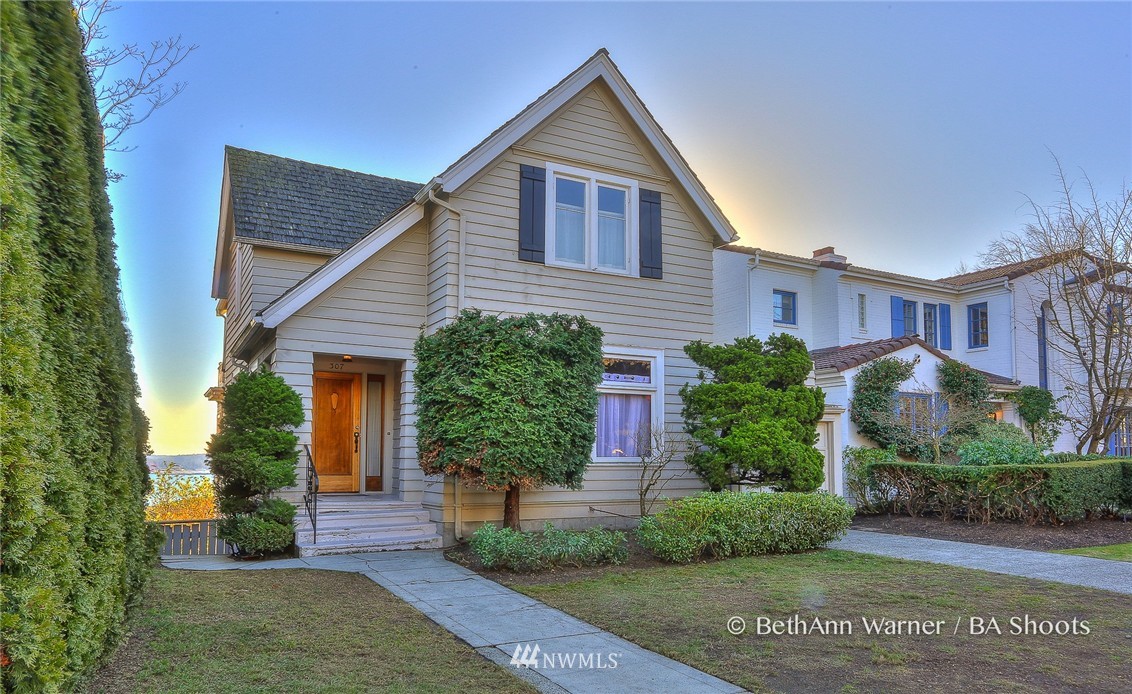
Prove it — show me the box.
[257,204,425,329]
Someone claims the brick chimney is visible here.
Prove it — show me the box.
[812,246,848,267]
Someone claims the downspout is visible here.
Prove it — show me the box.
[747,252,761,337]
[427,189,467,312]
[426,188,467,540]
[1005,278,1017,383]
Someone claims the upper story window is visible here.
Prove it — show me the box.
[923,303,938,347]
[546,163,639,275]
[595,350,663,460]
[902,300,917,337]
[857,293,867,331]
[773,290,797,325]
[968,302,989,348]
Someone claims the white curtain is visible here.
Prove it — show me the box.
[597,214,626,269]
[596,393,650,457]
[555,207,585,263]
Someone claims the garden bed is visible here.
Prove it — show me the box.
[853,513,1132,551]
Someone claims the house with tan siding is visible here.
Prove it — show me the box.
[209,50,739,554]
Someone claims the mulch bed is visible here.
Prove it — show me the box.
[853,513,1132,551]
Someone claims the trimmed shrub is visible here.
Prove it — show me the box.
[868,459,1131,524]
[415,310,604,529]
[470,523,628,572]
[636,491,854,563]
[207,367,303,555]
[958,422,1042,466]
[1044,452,1106,464]
[680,335,826,491]
[1,3,154,689]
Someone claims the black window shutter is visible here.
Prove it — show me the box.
[518,165,545,263]
[639,188,662,279]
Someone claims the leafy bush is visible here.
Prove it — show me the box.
[867,459,1131,523]
[207,367,303,555]
[1009,386,1065,451]
[958,422,1042,466]
[415,310,604,528]
[843,446,899,514]
[849,357,917,451]
[635,491,854,563]
[680,335,826,491]
[470,523,628,572]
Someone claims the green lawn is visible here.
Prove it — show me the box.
[86,568,534,694]
[507,550,1132,693]
[1055,543,1132,562]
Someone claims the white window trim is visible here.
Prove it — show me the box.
[545,162,640,276]
[592,346,665,464]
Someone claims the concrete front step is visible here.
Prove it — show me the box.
[295,498,441,556]
[295,521,437,545]
[296,532,442,557]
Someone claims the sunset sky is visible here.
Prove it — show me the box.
[97,1,1130,453]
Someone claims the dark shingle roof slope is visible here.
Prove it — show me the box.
[225,146,423,251]
[810,336,1016,386]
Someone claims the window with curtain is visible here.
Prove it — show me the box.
[595,355,659,459]
[546,163,638,275]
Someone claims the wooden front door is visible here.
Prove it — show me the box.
[312,372,361,492]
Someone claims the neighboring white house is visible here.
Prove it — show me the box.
[714,244,1131,477]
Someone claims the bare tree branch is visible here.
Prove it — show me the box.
[73,0,197,177]
[981,158,1132,453]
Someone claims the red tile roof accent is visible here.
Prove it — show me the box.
[809,336,1016,386]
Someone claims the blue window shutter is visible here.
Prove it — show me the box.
[890,296,905,338]
[939,304,952,350]
[518,165,545,263]
[639,189,663,279]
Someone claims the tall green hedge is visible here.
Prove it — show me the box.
[1,3,155,690]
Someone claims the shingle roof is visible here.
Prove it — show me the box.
[810,336,1016,386]
[225,146,423,251]
[936,257,1058,286]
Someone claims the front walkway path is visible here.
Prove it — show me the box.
[164,552,743,694]
[831,529,1132,594]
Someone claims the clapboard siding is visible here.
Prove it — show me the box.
[421,82,717,529]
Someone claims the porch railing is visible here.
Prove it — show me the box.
[303,443,319,543]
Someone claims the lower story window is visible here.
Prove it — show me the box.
[896,392,936,434]
[1111,412,1132,457]
[595,351,663,460]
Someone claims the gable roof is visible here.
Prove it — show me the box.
[722,244,963,290]
[225,146,423,251]
[431,49,737,246]
[810,336,1016,386]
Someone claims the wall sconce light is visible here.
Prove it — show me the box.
[342,355,353,362]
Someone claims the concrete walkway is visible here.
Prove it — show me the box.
[163,551,743,694]
[832,529,1132,595]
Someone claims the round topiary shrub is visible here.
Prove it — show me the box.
[636,491,854,563]
[958,421,1042,466]
[207,366,304,556]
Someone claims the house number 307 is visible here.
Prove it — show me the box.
[328,362,345,370]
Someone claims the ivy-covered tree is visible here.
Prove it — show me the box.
[680,334,826,492]
[414,310,604,529]
[207,367,303,555]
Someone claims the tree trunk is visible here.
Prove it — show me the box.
[503,487,520,530]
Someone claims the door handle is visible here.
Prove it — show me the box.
[354,431,360,453]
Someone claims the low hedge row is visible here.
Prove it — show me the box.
[636,491,854,563]
[470,522,628,572]
[867,459,1132,524]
